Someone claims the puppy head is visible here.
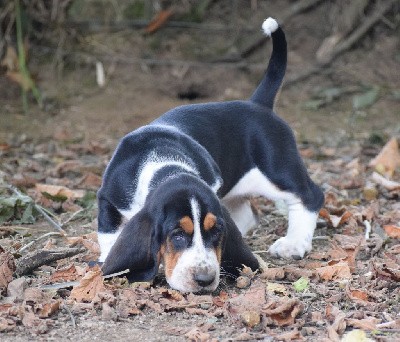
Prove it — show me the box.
[160,196,223,293]
[102,175,225,293]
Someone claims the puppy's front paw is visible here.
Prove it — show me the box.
[268,236,312,259]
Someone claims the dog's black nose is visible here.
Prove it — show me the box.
[193,273,215,287]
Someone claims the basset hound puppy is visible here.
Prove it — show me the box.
[97,18,324,293]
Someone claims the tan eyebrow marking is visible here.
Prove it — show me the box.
[179,216,194,234]
[204,213,216,231]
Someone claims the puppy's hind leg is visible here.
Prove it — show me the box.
[268,200,319,259]
[225,168,323,259]
[222,197,258,236]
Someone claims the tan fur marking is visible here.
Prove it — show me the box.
[204,213,216,231]
[162,238,183,279]
[179,216,194,234]
[215,246,222,264]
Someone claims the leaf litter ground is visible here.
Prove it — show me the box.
[0,131,399,341]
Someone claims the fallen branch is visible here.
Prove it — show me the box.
[19,232,62,253]
[15,247,86,276]
[285,0,395,87]
[61,304,76,328]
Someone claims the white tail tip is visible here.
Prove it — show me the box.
[262,17,279,36]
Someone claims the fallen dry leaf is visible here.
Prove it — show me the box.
[369,137,400,177]
[326,242,348,260]
[145,9,174,34]
[371,172,400,191]
[70,265,105,302]
[226,280,266,326]
[23,287,47,305]
[115,289,142,318]
[266,282,287,295]
[240,310,260,328]
[262,298,303,327]
[0,316,16,332]
[212,291,229,307]
[326,305,346,338]
[347,289,370,303]
[331,235,363,272]
[0,247,16,294]
[1,46,18,71]
[35,183,85,199]
[347,317,381,330]
[78,172,102,189]
[47,265,82,284]
[67,232,100,257]
[260,267,285,280]
[319,208,353,228]
[315,261,352,281]
[159,288,184,301]
[371,259,400,281]
[383,225,400,239]
[38,300,61,318]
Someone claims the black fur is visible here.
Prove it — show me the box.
[97,20,324,287]
[101,174,259,281]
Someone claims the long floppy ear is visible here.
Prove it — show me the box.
[220,205,259,276]
[101,210,160,282]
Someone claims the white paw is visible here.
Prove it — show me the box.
[268,236,312,259]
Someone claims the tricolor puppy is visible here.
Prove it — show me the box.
[98,18,324,293]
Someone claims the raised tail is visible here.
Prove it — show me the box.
[250,17,287,109]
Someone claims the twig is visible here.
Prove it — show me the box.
[6,185,67,236]
[64,19,238,33]
[40,268,131,290]
[61,304,76,328]
[16,247,86,276]
[61,208,85,226]
[19,231,62,252]
[103,268,130,279]
[313,236,330,240]
[377,321,398,329]
[32,204,67,236]
[40,281,80,290]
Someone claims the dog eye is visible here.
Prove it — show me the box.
[172,232,185,242]
[208,226,222,241]
[170,230,190,249]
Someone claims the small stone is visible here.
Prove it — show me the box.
[236,276,251,289]
[7,277,28,301]
[241,310,260,328]
[363,182,378,201]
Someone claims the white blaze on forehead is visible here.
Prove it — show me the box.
[190,197,205,250]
